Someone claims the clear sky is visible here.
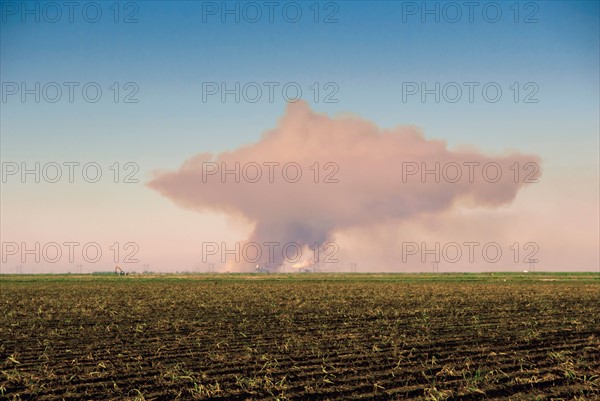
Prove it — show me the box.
[1,0,598,273]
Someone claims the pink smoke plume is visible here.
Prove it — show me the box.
[148,101,541,270]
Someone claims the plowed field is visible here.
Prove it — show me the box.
[1,274,598,400]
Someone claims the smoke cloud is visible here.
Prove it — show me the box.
[148,101,541,270]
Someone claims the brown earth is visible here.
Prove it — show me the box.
[1,275,598,400]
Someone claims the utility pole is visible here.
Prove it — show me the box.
[528,258,538,272]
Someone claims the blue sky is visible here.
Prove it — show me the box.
[2,1,598,166]
[1,1,598,272]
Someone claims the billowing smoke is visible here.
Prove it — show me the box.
[148,101,541,270]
